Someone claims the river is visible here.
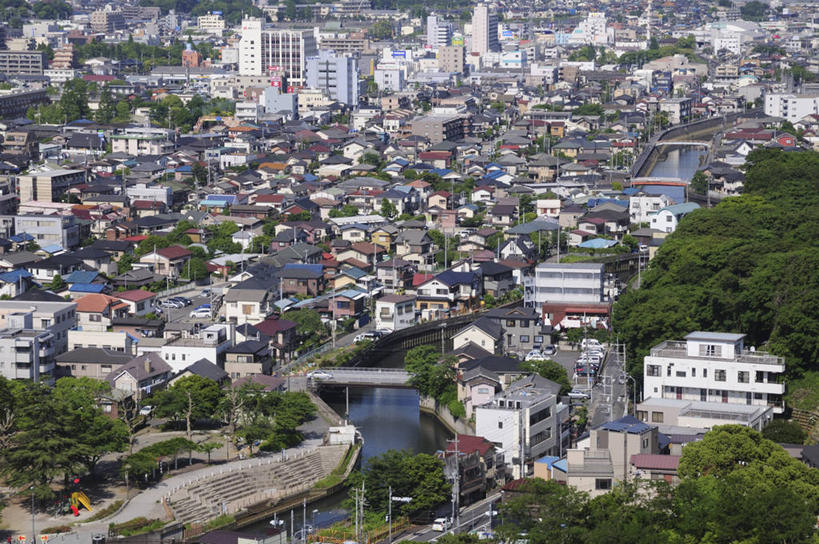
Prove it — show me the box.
[647,146,708,181]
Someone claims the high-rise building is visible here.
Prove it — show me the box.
[238,17,318,88]
[471,4,499,55]
[438,45,466,74]
[90,9,127,33]
[305,50,360,106]
[427,15,453,48]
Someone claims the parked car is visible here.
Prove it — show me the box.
[354,331,380,343]
[524,349,545,361]
[139,405,153,416]
[581,338,602,350]
[190,308,212,319]
[542,344,557,356]
[307,370,333,380]
[170,296,192,306]
[160,299,183,309]
[432,518,451,532]
[568,389,591,400]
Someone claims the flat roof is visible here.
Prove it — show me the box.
[684,331,745,343]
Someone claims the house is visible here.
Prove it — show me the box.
[281,263,326,296]
[489,204,517,227]
[160,325,232,372]
[170,358,229,386]
[375,258,415,293]
[375,294,416,331]
[395,230,434,269]
[478,262,515,298]
[332,289,368,320]
[484,306,549,356]
[475,374,569,479]
[75,294,130,332]
[54,347,132,380]
[139,245,192,279]
[440,435,506,506]
[642,331,785,414]
[107,352,172,395]
[563,415,660,497]
[114,289,157,316]
[224,340,272,379]
[337,242,386,268]
[536,198,561,218]
[457,365,502,418]
[629,453,681,485]
[224,277,273,325]
[650,203,700,233]
[371,224,398,252]
[254,317,298,362]
[415,269,481,318]
[452,317,503,353]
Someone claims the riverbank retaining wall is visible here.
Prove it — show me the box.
[418,395,475,436]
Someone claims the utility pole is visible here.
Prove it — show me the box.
[302,498,307,544]
[446,434,460,532]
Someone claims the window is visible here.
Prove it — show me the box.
[520,335,530,343]
[651,412,664,423]
[715,369,726,382]
[636,410,648,422]
[675,371,686,377]
[507,319,515,327]
[646,365,661,377]
[529,407,551,425]
[700,388,707,401]
[737,371,749,384]
[755,371,764,383]
[89,314,102,322]
[699,344,722,357]
[642,438,648,449]
[691,368,696,377]
[595,479,612,490]
[666,365,672,377]
[703,368,707,378]
[497,421,503,429]
[746,392,752,405]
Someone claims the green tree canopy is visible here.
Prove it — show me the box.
[518,359,571,395]
[153,375,223,440]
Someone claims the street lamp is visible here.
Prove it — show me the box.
[312,509,318,530]
[388,487,412,544]
[621,374,637,416]
[30,484,35,544]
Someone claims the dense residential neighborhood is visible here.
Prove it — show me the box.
[0,0,817,542]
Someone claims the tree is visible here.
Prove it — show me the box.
[95,87,116,123]
[380,198,398,218]
[350,450,450,516]
[250,234,272,253]
[690,170,708,194]
[117,253,135,274]
[369,20,394,39]
[405,346,456,399]
[740,0,768,21]
[153,376,223,441]
[59,78,91,122]
[761,419,807,444]
[114,99,131,122]
[283,308,327,348]
[197,442,222,464]
[49,274,65,291]
[192,162,209,185]
[518,359,571,395]
[219,382,263,458]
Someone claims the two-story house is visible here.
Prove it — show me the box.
[106,352,172,396]
[281,263,326,297]
[75,294,130,332]
[375,294,416,331]
[254,317,298,362]
[224,277,273,325]
[440,435,506,506]
[452,317,503,354]
[139,245,192,279]
[415,269,481,318]
[375,258,416,293]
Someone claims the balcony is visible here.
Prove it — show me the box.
[650,341,785,368]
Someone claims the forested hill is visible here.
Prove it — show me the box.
[613,149,819,386]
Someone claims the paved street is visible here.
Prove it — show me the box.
[405,492,501,542]
[589,345,630,427]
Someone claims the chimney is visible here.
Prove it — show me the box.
[144,356,151,374]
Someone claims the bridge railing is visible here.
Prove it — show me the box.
[331,367,409,374]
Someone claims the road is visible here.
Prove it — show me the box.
[589,345,630,427]
[405,493,501,542]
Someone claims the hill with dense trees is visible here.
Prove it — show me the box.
[613,149,819,395]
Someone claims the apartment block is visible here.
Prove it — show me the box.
[642,331,785,414]
[438,45,466,74]
[17,167,85,203]
[764,92,819,123]
[0,328,56,383]
[305,50,360,106]
[0,51,46,75]
[411,114,465,143]
[90,9,127,33]
[0,300,77,354]
[523,262,604,306]
[9,214,80,249]
[238,17,318,87]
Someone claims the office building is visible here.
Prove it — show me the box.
[0,51,46,75]
[427,15,453,48]
[475,374,569,479]
[471,4,499,55]
[374,63,405,92]
[764,92,819,123]
[642,331,786,414]
[305,50,360,106]
[438,45,466,74]
[238,17,318,87]
[90,9,127,33]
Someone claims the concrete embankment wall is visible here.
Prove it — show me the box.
[418,395,475,436]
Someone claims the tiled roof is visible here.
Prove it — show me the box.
[630,454,681,471]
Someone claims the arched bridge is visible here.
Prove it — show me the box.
[309,367,412,388]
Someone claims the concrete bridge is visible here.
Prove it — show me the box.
[310,367,412,387]
[654,141,710,147]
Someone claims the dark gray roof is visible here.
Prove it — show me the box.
[181,358,228,382]
[56,347,132,365]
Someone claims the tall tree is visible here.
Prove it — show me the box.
[153,376,223,441]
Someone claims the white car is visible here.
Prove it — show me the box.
[568,389,591,400]
[524,350,545,361]
[307,370,333,380]
[139,405,153,416]
[432,518,451,532]
[189,308,212,319]
[581,339,602,350]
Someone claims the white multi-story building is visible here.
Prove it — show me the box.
[375,294,416,331]
[0,301,76,355]
[238,17,318,87]
[523,263,604,307]
[569,12,609,45]
[629,193,672,224]
[0,327,56,383]
[197,13,226,33]
[471,4,499,55]
[125,183,172,206]
[764,92,819,123]
[427,15,453,48]
[713,31,741,55]
[374,63,405,92]
[475,375,570,479]
[305,50,360,106]
[643,331,786,414]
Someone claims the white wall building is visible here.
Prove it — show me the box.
[238,17,318,87]
[375,294,416,331]
[764,92,819,123]
[0,301,76,354]
[198,13,226,33]
[471,4,499,55]
[374,63,405,92]
[475,375,569,479]
[642,331,786,414]
[427,15,453,48]
[650,202,699,233]
[0,327,56,383]
[305,50,360,106]
[629,193,672,224]
[523,262,604,307]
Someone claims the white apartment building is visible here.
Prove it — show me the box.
[305,51,360,106]
[764,92,819,123]
[375,294,416,331]
[427,15,453,48]
[659,97,692,124]
[238,17,318,87]
[374,63,405,92]
[197,13,226,33]
[159,325,232,372]
[125,183,172,206]
[643,331,786,414]
[471,4,499,55]
[0,327,56,383]
[110,134,174,156]
[475,375,570,479]
[0,301,76,354]
[523,262,604,307]
[629,193,672,224]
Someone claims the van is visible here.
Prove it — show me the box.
[190,308,212,319]
[581,338,602,349]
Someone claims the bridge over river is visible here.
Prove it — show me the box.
[310,367,411,387]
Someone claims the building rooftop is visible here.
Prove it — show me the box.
[650,339,784,367]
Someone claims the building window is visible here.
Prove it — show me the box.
[506,319,515,327]
[529,407,551,425]
[636,410,647,422]
[89,314,102,322]
[737,371,749,384]
[699,344,722,357]
[715,369,726,382]
[595,479,612,490]
[755,371,764,383]
[691,368,696,377]
[646,365,661,377]
[520,335,530,343]
[651,412,664,423]
[497,421,503,429]
[703,368,707,378]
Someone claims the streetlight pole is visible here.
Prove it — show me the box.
[388,486,392,544]
[31,484,35,544]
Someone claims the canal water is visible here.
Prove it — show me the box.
[647,146,708,181]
